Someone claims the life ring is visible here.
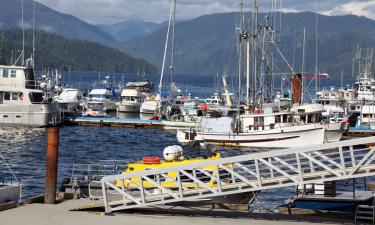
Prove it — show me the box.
[143,156,161,164]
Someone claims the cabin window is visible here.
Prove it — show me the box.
[4,92,10,101]
[0,92,2,104]
[2,69,8,78]
[275,115,281,123]
[11,93,18,100]
[10,70,16,78]
[254,116,264,125]
[29,92,44,104]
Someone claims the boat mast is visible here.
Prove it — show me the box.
[21,0,25,66]
[252,0,258,107]
[32,0,36,69]
[314,0,319,94]
[169,0,176,86]
[158,0,175,99]
[301,28,306,103]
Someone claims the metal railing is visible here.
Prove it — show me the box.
[97,137,375,213]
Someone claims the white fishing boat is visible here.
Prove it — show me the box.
[0,65,61,127]
[177,110,324,148]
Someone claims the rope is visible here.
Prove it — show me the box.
[0,153,20,183]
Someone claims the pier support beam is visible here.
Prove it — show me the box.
[44,127,59,204]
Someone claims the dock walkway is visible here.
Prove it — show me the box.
[0,199,358,225]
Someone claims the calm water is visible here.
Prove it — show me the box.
[0,126,294,211]
[0,71,354,211]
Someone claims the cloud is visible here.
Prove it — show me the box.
[34,0,375,24]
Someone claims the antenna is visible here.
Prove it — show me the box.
[169,0,176,85]
[21,0,25,66]
[0,32,4,63]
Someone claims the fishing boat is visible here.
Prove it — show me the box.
[177,110,324,148]
[0,64,61,127]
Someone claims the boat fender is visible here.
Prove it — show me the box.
[143,156,161,164]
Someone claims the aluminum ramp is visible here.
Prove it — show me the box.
[95,137,375,213]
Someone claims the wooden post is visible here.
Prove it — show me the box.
[45,127,59,204]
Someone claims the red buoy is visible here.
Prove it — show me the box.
[201,104,208,111]
[143,156,161,164]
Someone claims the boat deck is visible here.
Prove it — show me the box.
[64,116,163,128]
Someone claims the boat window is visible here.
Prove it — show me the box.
[25,68,37,89]
[11,93,18,100]
[275,115,281,123]
[10,70,16,78]
[4,92,10,101]
[0,92,2,104]
[254,116,264,125]
[2,69,8,78]
[29,92,44,104]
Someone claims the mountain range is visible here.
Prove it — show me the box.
[120,12,375,79]
[0,0,116,45]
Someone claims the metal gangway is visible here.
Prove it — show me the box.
[96,137,375,213]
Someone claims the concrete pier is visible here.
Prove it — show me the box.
[0,199,357,225]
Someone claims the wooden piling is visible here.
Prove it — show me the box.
[44,127,59,204]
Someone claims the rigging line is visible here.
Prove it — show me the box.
[0,153,20,183]
[158,0,174,96]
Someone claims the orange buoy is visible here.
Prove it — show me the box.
[143,156,161,164]
[201,104,208,111]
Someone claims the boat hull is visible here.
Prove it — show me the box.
[0,104,61,127]
[117,102,141,113]
[140,101,158,114]
[177,124,324,148]
[0,184,21,204]
[324,122,347,143]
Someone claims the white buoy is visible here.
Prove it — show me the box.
[163,145,183,161]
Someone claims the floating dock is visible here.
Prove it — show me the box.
[64,116,163,128]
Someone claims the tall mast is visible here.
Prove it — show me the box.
[169,0,176,85]
[301,28,306,103]
[314,0,319,93]
[158,0,175,98]
[32,0,36,68]
[21,0,25,66]
[252,0,258,106]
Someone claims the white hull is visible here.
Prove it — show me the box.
[324,122,347,143]
[140,101,158,114]
[162,120,199,130]
[177,124,324,148]
[117,102,141,113]
[0,184,21,204]
[0,104,60,127]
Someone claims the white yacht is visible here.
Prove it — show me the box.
[56,88,84,116]
[0,65,61,127]
[117,89,146,113]
[86,78,117,116]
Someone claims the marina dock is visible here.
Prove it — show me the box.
[0,199,357,225]
[64,116,163,128]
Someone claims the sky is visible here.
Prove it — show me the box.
[34,0,375,25]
